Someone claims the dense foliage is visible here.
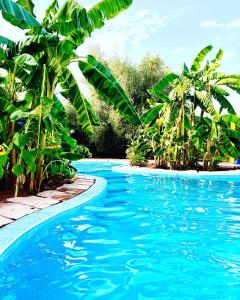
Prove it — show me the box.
[128,46,240,170]
[84,52,167,157]
[0,0,139,195]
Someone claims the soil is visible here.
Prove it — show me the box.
[0,174,74,204]
[0,190,30,204]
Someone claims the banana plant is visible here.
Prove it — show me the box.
[0,0,140,194]
[137,46,240,170]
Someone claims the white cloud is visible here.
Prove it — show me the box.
[200,20,224,28]
[227,19,240,28]
[79,7,188,59]
[201,18,240,30]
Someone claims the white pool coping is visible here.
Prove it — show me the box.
[112,165,240,180]
[0,176,107,263]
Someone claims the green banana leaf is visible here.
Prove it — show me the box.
[211,49,224,64]
[0,0,40,29]
[88,0,132,30]
[222,114,240,127]
[16,0,35,16]
[149,73,179,94]
[60,68,97,135]
[0,35,14,47]
[141,104,163,125]
[211,85,235,114]
[79,55,140,126]
[190,45,213,72]
[42,0,59,27]
[195,91,219,121]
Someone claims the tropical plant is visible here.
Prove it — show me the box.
[0,0,140,195]
[129,46,240,170]
[84,51,167,157]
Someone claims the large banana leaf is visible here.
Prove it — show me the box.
[190,45,213,72]
[149,73,179,94]
[42,0,59,27]
[60,68,97,135]
[220,134,239,158]
[195,91,219,121]
[88,0,132,30]
[56,0,132,52]
[211,49,224,64]
[0,35,14,47]
[0,0,40,29]
[16,0,35,16]
[49,0,89,36]
[222,114,240,127]
[79,55,140,126]
[217,77,240,93]
[211,85,235,114]
[141,104,163,125]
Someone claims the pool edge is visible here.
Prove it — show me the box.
[112,165,240,180]
[0,176,107,263]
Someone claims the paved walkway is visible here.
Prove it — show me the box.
[0,176,95,228]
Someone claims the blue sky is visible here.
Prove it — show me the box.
[1,0,240,112]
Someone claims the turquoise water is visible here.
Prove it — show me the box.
[0,161,240,299]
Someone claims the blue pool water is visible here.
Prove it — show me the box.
[0,161,240,299]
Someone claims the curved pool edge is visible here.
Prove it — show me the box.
[112,165,240,180]
[0,176,107,263]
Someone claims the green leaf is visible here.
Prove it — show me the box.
[88,0,132,29]
[12,164,24,176]
[16,0,35,16]
[217,77,240,93]
[221,134,239,158]
[141,104,163,125]
[13,132,31,148]
[149,73,179,94]
[195,91,219,121]
[0,48,6,60]
[50,0,89,36]
[60,0,133,52]
[14,53,37,67]
[211,85,235,114]
[222,114,240,127]
[10,110,29,121]
[190,45,213,72]
[79,55,140,126]
[0,0,40,29]
[211,49,224,64]
[0,155,8,179]
[42,0,59,27]
[61,68,95,135]
[0,35,14,47]
[22,149,37,173]
[60,152,85,161]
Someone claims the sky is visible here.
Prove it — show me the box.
[0,0,240,112]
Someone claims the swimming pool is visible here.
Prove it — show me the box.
[0,161,240,299]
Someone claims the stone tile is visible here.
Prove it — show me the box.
[57,186,85,195]
[0,216,13,227]
[74,179,94,186]
[0,203,39,220]
[61,183,90,190]
[37,190,72,201]
[76,177,94,182]
[7,196,59,209]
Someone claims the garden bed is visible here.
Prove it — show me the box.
[0,176,95,228]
